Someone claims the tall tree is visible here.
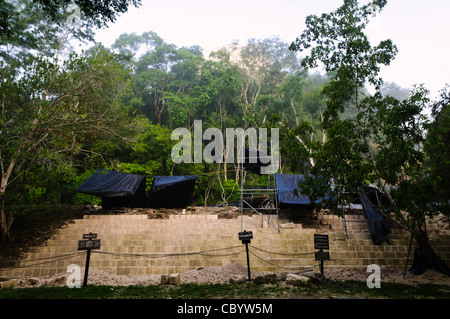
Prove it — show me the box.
[425,85,450,213]
[23,0,140,28]
[289,0,449,274]
[1,0,141,68]
[0,47,131,239]
[289,0,397,202]
[238,37,301,127]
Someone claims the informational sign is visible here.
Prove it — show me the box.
[77,233,101,287]
[78,239,101,250]
[82,233,97,239]
[78,233,101,251]
[314,234,330,276]
[238,231,253,244]
[238,230,253,281]
[314,234,329,250]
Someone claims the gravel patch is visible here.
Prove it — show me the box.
[13,263,450,288]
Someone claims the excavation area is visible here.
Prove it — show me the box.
[1,205,449,291]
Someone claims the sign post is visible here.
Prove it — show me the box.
[314,234,330,276]
[238,230,253,282]
[78,232,101,287]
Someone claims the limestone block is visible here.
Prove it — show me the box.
[160,274,169,284]
[253,273,277,285]
[229,275,247,284]
[169,273,181,285]
[280,222,296,229]
[286,273,311,286]
[0,279,18,289]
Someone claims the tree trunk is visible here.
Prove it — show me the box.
[416,229,435,267]
[1,161,15,241]
[0,194,10,241]
[1,154,19,241]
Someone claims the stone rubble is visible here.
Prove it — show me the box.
[3,262,450,288]
[2,263,324,288]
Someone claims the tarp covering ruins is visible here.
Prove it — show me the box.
[273,173,333,207]
[76,170,199,209]
[357,187,391,245]
[75,169,146,209]
[274,174,313,206]
[274,174,392,245]
[147,175,199,208]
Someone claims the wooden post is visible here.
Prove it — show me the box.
[239,230,253,282]
[78,232,101,287]
[319,249,324,276]
[83,248,91,287]
[245,242,251,282]
[404,233,414,278]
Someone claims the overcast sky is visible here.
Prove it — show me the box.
[93,0,450,99]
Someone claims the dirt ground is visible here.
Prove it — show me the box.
[21,262,450,288]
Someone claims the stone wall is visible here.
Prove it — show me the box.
[2,211,449,278]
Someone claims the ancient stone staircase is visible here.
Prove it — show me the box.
[2,210,449,279]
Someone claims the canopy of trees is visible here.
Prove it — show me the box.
[289,0,449,271]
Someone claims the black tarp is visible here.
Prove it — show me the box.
[361,186,392,207]
[75,169,146,209]
[147,175,198,208]
[410,247,450,276]
[359,187,391,245]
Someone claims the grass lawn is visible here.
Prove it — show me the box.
[0,280,449,299]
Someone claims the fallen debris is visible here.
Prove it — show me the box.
[4,263,450,288]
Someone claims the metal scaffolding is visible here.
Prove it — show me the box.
[238,156,281,233]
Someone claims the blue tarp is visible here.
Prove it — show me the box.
[75,169,146,208]
[359,188,390,245]
[274,173,327,206]
[151,175,199,192]
[274,174,391,245]
[75,169,145,197]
